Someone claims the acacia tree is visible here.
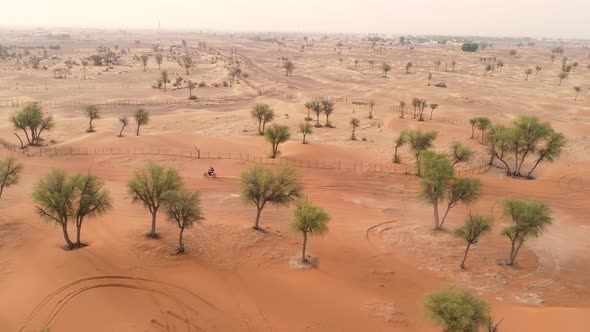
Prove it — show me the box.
[299,122,313,144]
[429,103,438,120]
[160,70,169,91]
[321,100,335,127]
[573,86,581,101]
[181,55,193,75]
[405,62,412,74]
[524,68,533,80]
[127,161,182,238]
[354,59,359,69]
[469,118,477,139]
[381,63,391,77]
[290,200,330,263]
[284,60,295,76]
[472,117,491,144]
[141,55,148,71]
[240,164,303,231]
[81,59,88,79]
[72,174,113,247]
[155,53,163,70]
[526,130,565,178]
[558,71,567,86]
[304,101,315,120]
[32,169,77,249]
[425,286,489,332]
[163,189,203,254]
[311,101,323,127]
[419,151,455,230]
[392,132,407,163]
[251,103,275,135]
[440,177,481,229]
[0,155,23,199]
[134,108,150,136]
[10,102,55,146]
[264,123,290,158]
[118,115,129,137]
[85,105,101,132]
[450,142,473,167]
[451,60,456,71]
[490,116,564,178]
[368,100,375,119]
[501,198,552,266]
[350,118,360,140]
[404,129,438,175]
[456,213,492,269]
[399,101,406,118]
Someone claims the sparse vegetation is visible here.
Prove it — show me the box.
[456,213,492,269]
[350,118,360,140]
[163,189,203,254]
[240,164,303,231]
[134,108,150,136]
[0,155,23,199]
[450,142,473,167]
[290,200,330,263]
[299,122,313,144]
[10,102,54,146]
[264,123,290,158]
[425,286,489,331]
[85,105,101,132]
[251,103,275,135]
[501,198,552,266]
[127,162,183,238]
[118,115,129,137]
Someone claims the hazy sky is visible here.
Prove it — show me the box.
[2,0,589,38]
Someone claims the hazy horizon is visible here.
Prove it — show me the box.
[1,0,589,39]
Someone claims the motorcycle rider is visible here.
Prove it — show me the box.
[207,166,215,177]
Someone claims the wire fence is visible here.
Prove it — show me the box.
[0,138,491,177]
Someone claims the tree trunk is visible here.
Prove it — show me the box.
[460,243,472,269]
[253,207,263,230]
[119,124,126,137]
[75,221,82,246]
[526,156,544,178]
[62,221,74,249]
[316,113,320,127]
[433,201,440,230]
[430,109,434,120]
[302,133,306,144]
[325,115,330,127]
[178,226,185,253]
[471,125,475,139]
[507,240,516,266]
[262,120,267,134]
[488,150,495,166]
[136,124,140,136]
[148,210,158,238]
[89,119,93,132]
[302,231,308,262]
[258,119,262,135]
[13,132,24,149]
[439,204,452,229]
[164,82,167,92]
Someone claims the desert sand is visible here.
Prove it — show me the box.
[0,29,589,331]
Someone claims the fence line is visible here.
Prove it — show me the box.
[0,138,491,177]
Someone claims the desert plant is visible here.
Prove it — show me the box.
[524,68,533,80]
[535,65,541,74]
[155,53,163,70]
[573,86,581,100]
[461,43,479,52]
[419,151,455,229]
[0,155,23,199]
[251,103,275,135]
[354,59,359,69]
[299,122,313,144]
[450,142,473,167]
[240,164,303,231]
[509,49,517,56]
[469,118,477,139]
[451,60,456,71]
[399,101,406,118]
[290,200,330,263]
[501,198,552,266]
[284,60,295,76]
[85,105,101,132]
[187,80,196,99]
[350,118,360,140]
[10,102,54,146]
[304,101,315,120]
[393,132,407,163]
[381,63,391,77]
[474,117,491,144]
[181,55,193,75]
[134,108,150,136]
[456,213,492,269]
[140,55,148,71]
[264,123,290,158]
[321,100,335,126]
[425,286,489,332]
[163,189,203,254]
[118,115,129,137]
[405,61,413,74]
[440,177,481,228]
[368,100,375,119]
[429,103,438,120]
[558,71,567,86]
[311,101,323,127]
[72,174,112,247]
[33,169,79,248]
[160,70,169,91]
[81,59,88,79]
[127,161,183,238]
[404,129,438,174]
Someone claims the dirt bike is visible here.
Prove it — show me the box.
[203,171,217,178]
